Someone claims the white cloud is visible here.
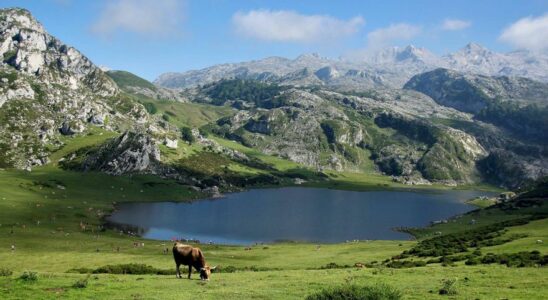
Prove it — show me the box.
[91,0,185,38]
[499,14,548,52]
[441,19,471,31]
[232,10,364,43]
[366,23,421,50]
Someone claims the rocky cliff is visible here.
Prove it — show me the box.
[0,8,151,169]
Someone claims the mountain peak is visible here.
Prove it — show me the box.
[462,42,489,53]
[0,7,44,32]
[295,53,327,62]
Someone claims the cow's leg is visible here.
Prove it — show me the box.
[188,265,192,279]
[175,263,181,278]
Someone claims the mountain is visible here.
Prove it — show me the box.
[106,70,186,101]
[0,8,154,169]
[404,68,548,113]
[155,44,548,90]
[1,8,546,189]
[444,43,548,82]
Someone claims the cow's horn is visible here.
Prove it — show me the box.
[200,267,205,271]
[211,266,217,270]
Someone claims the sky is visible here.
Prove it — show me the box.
[2,0,547,81]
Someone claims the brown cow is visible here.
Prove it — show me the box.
[172,242,216,280]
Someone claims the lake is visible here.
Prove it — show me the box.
[107,187,495,245]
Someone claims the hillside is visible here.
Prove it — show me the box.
[106,70,185,101]
[1,7,545,189]
[0,8,153,169]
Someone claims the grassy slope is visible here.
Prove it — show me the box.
[106,71,157,91]
[149,100,234,128]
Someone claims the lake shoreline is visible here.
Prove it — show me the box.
[105,187,495,245]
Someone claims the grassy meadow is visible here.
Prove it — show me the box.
[0,129,546,299]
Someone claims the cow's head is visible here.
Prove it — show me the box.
[199,265,216,280]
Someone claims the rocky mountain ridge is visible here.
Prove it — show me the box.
[155,44,548,90]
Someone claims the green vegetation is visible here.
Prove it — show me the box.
[71,275,89,289]
[467,196,497,208]
[180,126,195,144]
[0,268,13,277]
[2,50,17,63]
[305,283,402,300]
[0,160,545,298]
[0,104,545,299]
[476,100,548,143]
[106,70,157,91]
[18,271,38,282]
[438,278,458,296]
[142,102,158,114]
[204,79,288,108]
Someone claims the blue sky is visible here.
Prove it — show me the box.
[2,0,547,80]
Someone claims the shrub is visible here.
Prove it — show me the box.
[320,262,351,269]
[439,278,458,295]
[19,271,38,282]
[181,127,195,144]
[86,264,175,275]
[385,260,426,269]
[0,268,13,276]
[142,102,157,114]
[403,218,532,258]
[219,266,237,273]
[306,284,402,300]
[73,275,90,288]
[204,79,286,107]
[479,251,547,267]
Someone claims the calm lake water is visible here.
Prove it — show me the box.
[107,187,494,245]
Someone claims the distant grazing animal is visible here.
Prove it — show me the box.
[172,243,216,280]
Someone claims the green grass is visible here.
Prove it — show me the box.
[211,136,302,171]
[467,196,498,208]
[48,128,119,164]
[152,101,234,128]
[0,124,545,299]
[0,164,545,299]
[106,70,157,91]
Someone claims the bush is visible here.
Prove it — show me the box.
[439,278,458,295]
[320,262,351,269]
[19,271,38,282]
[204,79,286,107]
[219,266,237,273]
[0,268,13,277]
[181,127,195,144]
[306,284,402,300]
[73,264,175,275]
[403,218,531,258]
[73,275,90,288]
[142,102,157,114]
[479,251,547,267]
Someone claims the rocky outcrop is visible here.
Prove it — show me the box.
[0,8,153,169]
[0,9,117,96]
[82,132,161,175]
